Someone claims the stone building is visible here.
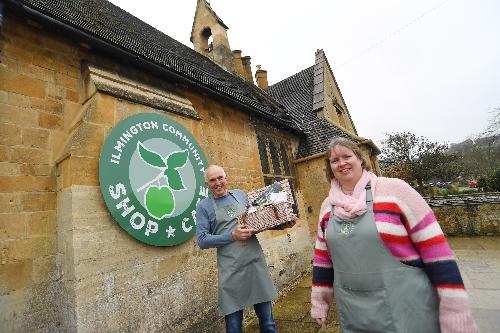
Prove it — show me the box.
[0,0,379,332]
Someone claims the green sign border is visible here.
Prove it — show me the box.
[99,113,208,246]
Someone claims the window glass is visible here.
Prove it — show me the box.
[268,141,282,175]
[257,135,270,174]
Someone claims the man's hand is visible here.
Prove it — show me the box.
[231,225,256,241]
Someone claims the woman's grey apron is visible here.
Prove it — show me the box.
[325,184,440,333]
[211,193,277,316]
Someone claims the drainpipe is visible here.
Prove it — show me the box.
[0,2,4,32]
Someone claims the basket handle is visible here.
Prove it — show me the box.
[272,205,279,219]
[240,211,247,226]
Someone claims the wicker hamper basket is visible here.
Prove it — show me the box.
[238,180,295,232]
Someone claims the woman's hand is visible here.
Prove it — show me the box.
[315,317,327,326]
[285,213,298,228]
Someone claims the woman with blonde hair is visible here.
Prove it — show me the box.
[311,137,478,332]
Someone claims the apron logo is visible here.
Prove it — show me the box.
[99,113,208,246]
[224,206,237,219]
[340,222,354,235]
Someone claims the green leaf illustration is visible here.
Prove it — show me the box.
[138,142,166,169]
[163,150,188,190]
[166,150,189,169]
[163,169,185,190]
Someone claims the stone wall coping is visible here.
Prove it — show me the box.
[425,192,500,207]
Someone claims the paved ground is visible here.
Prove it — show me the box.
[449,237,500,333]
[246,236,500,333]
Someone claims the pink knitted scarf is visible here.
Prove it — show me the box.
[328,170,378,220]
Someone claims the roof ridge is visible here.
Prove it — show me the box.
[268,65,314,90]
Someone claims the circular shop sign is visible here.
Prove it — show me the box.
[99,113,208,246]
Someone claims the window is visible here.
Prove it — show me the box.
[256,134,298,214]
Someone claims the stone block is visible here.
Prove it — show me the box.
[4,236,56,260]
[88,94,115,125]
[27,211,55,237]
[0,162,20,176]
[71,186,108,217]
[69,122,104,157]
[39,112,63,130]
[65,89,79,103]
[55,72,78,88]
[31,49,59,73]
[30,98,63,115]
[70,156,99,186]
[74,251,126,280]
[22,192,56,212]
[19,163,51,176]
[0,213,26,240]
[7,92,30,108]
[0,68,46,98]
[46,82,65,100]
[1,40,34,63]
[0,260,32,294]
[51,130,69,163]
[0,146,8,161]
[0,53,19,72]
[0,104,39,127]
[0,91,8,104]
[64,101,83,132]
[0,175,33,192]
[11,147,49,164]
[31,255,58,283]
[41,33,78,58]
[0,193,22,213]
[33,176,56,192]
[158,253,189,279]
[59,158,71,189]
[19,63,56,82]
[21,128,50,149]
[0,123,22,145]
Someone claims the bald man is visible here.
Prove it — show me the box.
[196,165,277,333]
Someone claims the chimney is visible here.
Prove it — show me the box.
[255,65,268,89]
[241,56,254,83]
[232,50,246,79]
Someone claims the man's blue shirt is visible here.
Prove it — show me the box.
[195,189,248,249]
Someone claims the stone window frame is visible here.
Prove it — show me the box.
[335,105,347,129]
[255,133,299,214]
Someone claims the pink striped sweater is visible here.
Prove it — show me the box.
[311,177,478,332]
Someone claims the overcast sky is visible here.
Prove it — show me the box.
[108,0,500,145]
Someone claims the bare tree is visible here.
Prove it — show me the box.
[380,132,463,191]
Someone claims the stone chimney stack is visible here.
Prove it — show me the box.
[255,65,268,89]
[241,56,254,83]
[232,50,246,79]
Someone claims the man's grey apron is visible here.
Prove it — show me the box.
[325,184,440,333]
[211,193,277,316]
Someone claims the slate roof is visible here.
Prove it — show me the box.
[295,118,353,158]
[266,66,316,125]
[266,66,356,159]
[11,0,300,132]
